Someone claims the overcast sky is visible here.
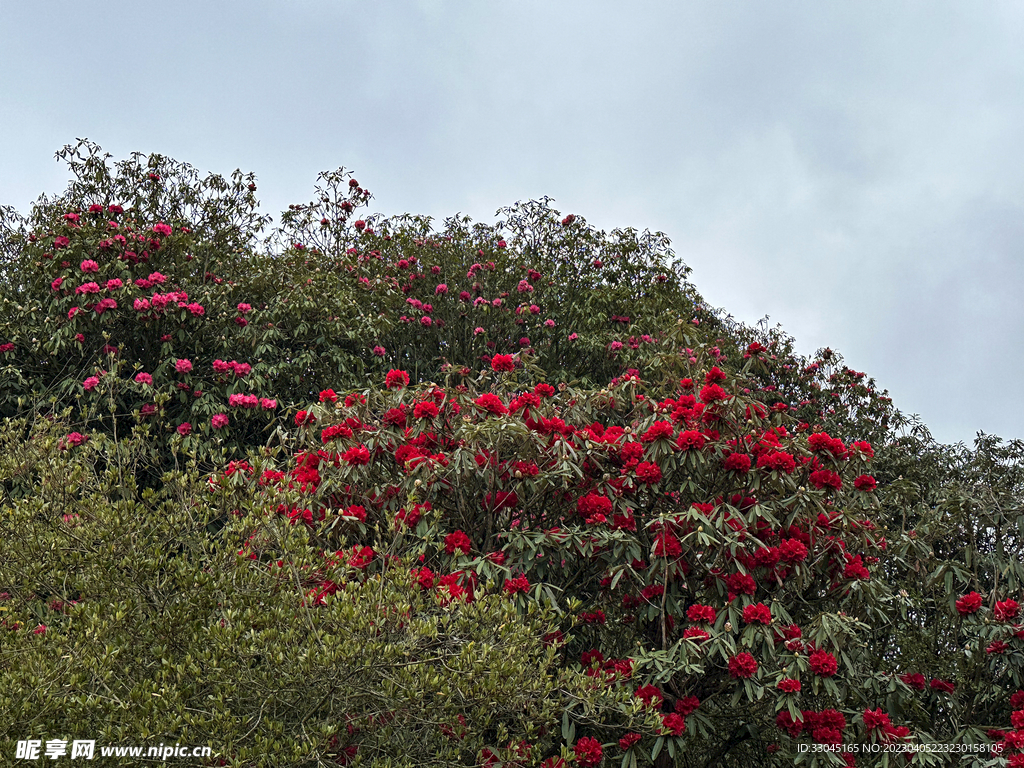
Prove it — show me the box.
[2,1,1022,445]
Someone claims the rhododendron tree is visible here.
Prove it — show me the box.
[2,143,1023,767]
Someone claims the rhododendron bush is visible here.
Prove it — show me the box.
[0,417,651,767]
[1,143,1023,767]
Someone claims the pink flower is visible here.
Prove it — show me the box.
[135,372,153,385]
[51,277,64,291]
[83,376,100,391]
[435,283,448,294]
[105,278,123,291]
[237,302,252,314]
[177,423,191,436]
[372,345,386,357]
[211,413,229,429]
[80,260,99,273]
[260,398,277,410]
[65,432,89,448]
[175,358,193,374]
[152,222,172,236]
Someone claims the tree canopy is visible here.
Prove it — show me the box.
[1,141,1021,768]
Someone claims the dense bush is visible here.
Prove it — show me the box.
[1,142,1022,767]
[0,416,650,767]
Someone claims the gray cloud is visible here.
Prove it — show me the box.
[2,0,1022,443]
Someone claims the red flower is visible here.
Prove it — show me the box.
[635,461,662,484]
[851,440,874,458]
[955,592,983,615]
[676,430,706,451]
[413,401,439,419]
[728,652,758,678]
[724,572,756,596]
[809,650,838,677]
[843,554,870,580]
[742,602,772,625]
[756,451,796,474]
[342,445,370,465]
[808,432,846,457]
[573,737,602,768]
[705,366,726,384]
[635,685,663,708]
[618,733,641,751]
[641,420,674,443]
[853,474,877,492]
[776,711,804,737]
[723,453,751,473]
[779,538,808,564]
[444,530,472,555]
[862,708,891,731]
[534,382,556,398]
[382,407,407,428]
[777,678,801,693]
[808,469,842,491]
[491,354,515,372]
[661,712,686,736]
[474,393,508,416]
[675,695,700,715]
[653,531,681,557]
[995,599,1020,621]
[385,369,410,389]
[929,678,955,693]
[698,383,728,403]
[687,604,716,623]
[577,492,612,522]
[503,575,530,595]
[899,673,925,691]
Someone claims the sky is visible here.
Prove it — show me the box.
[2,1,1022,446]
